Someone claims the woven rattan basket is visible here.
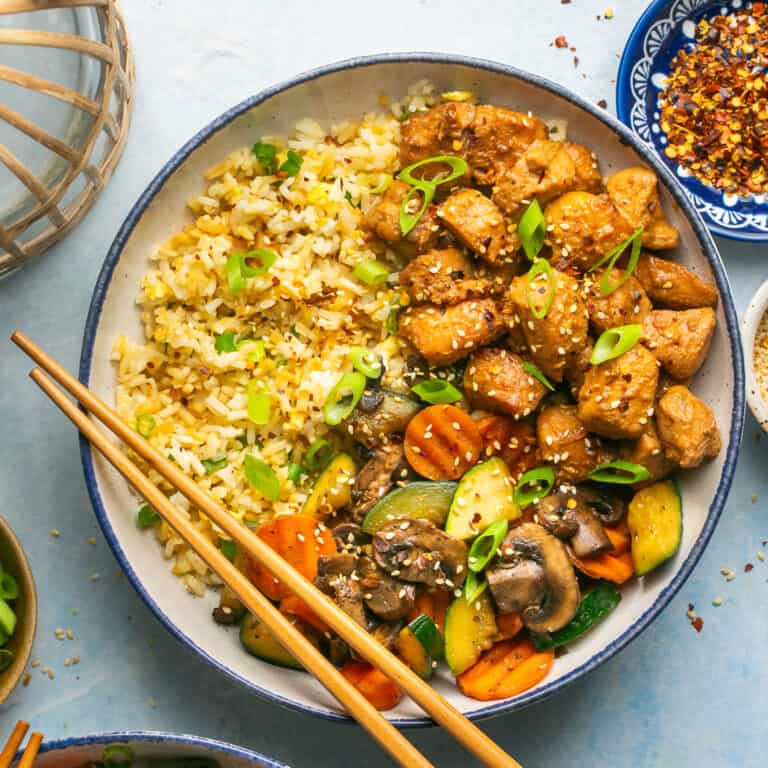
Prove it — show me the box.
[0,0,134,278]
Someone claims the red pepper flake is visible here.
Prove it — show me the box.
[597,99,608,109]
[691,616,704,633]
[574,56,580,68]
[561,0,571,4]
[745,563,754,572]
[554,35,569,48]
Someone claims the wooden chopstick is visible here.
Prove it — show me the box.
[15,733,42,768]
[0,722,29,768]
[14,330,521,768]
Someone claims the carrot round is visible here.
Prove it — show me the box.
[341,661,403,711]
[476,415,539,478]
[604,520,631,556]
[571,549,634,584]
[280,593,329,633]
[404,404,482,480]
[496,612,524,640]
[408,589,450,633]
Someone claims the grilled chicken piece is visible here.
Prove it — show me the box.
[642,308,716,380]
[350,444,406,522]
[492,139,602,215]
[619,418,675,486]
[362,180,439,256]
[505,267,589,382]
[635,254,718,310]
[399,247,493,305]
[399,102,477,167]
[399,298,505,366]
[586,271,652,334]
[536,404,603,483]
[464,348,547,419]
[656,385,721,468]
[565,342,595,398]
[436,189,509,264]
[577,344,659,440]
[605,167,679,251]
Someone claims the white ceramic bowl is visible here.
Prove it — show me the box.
[742,281,768,430]
[14,732,284,768]
[79,54,745,724]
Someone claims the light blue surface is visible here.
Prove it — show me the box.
[0,1,765,766]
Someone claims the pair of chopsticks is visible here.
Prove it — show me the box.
[1,722,42,768]
[12,331,521,768]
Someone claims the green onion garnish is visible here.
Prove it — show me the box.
[253,142,277,175]
[522,362,555,392]
[219,539,236,562]
[303,438,334,472]
[588,460,650,485]
[370,174,392,194]
[411,379,463,404]
[136,413,155,439]
[226,252,246,295]
[103,746,135,768]
[0,649,13,672]
[514,466,555,508]
[518,199,546,261]
[526,258,557,320]
[464,570,488,605]
[323,372,366,426]
[468,519,509,573]
[238,338,265,362]
[202,456,228,474]
[215,332,237,353]
[279,150,303,177]
[385,298,400,335]
[589,228,644,296]
[398,154,469,188]
[244,455,280,500]
[0,572,18,601]
[399,183,435,237]
[591,324,643,365]
[247,381,272,425]
[287,462,304,484]
[226,250,278,295]
[0,598,16,637]
[350,346,383,379]
[353,260,391,286]
[136,503,160,529]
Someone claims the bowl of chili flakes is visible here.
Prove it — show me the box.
[617,0,768,241]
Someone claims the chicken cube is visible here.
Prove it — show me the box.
[577,344,659,440]
[605,167,679,251]
[464,348,547,419]
[537,404,603,483]
[656,385,721,468]
[399,299,505,366]
[585,271,652,333]
[399,248,492,305]
[505,267,589,382]
[619,418,675,487]
[635,254,718,310]
[399,102,477,166]
[642,308,716,381]
[436,189,508,264]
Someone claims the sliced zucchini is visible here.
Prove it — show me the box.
[302,452,357,520]
[445,457,520,540]
[239,613,302,670]
[408,613,444,660]
[361,481,456,534]
[349,389,421,447]
[444,591,497,676]
[395,626,432,679]
[0,598,16,638]
[627,479,682,575]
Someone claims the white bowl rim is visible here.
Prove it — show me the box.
[78,51,745,726]
[742,280,768,429]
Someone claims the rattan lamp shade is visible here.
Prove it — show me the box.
[0,0,134,278]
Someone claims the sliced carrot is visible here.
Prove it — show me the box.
[247,515,337,600]
[476,415,539,477]
[280,594,329,634]
[496,612,524,640]
[605,520,631,556]
[571,549,634,584]
[408,590,450,633]
[457,637,553,701]
[341,662,403,710]
[404,404,482,480]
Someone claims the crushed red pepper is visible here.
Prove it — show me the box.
[658,3,768,196]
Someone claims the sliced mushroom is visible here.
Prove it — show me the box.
[579,484,626,526]
[358,556,416,621]
[370,619,406,650]
[487,523,580,633]
[314,553,368,629]
[536,490,613,558]
[486,559,548,615]
[331,521,370,551]
[372,518,468,589]
[350,443,406,522]
[349,390,421,448]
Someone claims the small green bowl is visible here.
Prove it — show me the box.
[0,516,37,703]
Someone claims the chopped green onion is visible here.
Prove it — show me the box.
[215,332,237,353]
[202,456,228,474]
[287,462,304,484]
[136,413,155,439]
[136,503,160,529]
[244,455,280,500]
[0,598,16,637]
[253,142,277,174]
[226,252,246,295]
[526,259,557,320]
[398,154,469,187]
[323,372,366,426]
[219,539,236,562]
[237,338,266,362]
[399,183,435,237]
[350,346,383,379]
[514,466,555,508]
[522,362,555,392]
[0,572,18,601]
[370,173,392,194]
[588,460,650,485]
[247,380,272,425]
[591,324,643,365]
[240,249,278,278]
[344,190,358,207]
[353,260,391,285]
[385,299,400,335]
[590,228,644,296]
[303,438,334,472]
[589,228,644,273]
[518,200,546,261]
[0,649,13,672]
[103,746,134,768]
[468,519,509,573]
[279,150,303,177]
[411,379,463,404]
[464,570,488,604]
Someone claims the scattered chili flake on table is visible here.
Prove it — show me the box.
[658,3,768,196]
[554,35,569,48]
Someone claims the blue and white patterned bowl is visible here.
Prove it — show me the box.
[617,0,768,240]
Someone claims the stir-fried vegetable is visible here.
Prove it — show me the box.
[349,346,383,378]
[518,199,546,261]
[627,480,682,575]
[513,467,555,508]
[590,324,643,365]
[323,372,366,426]
[243,455,280,500]
[341,661,403,710]
[0,572,18,601]
[247,381,272,425]
[302,438,334,472]
[353,260,391,285]
[411,379,463,404]
[135,413,155,439]
[136,503,160,529]
[467,519,509,573]
[252,141,277,174]
[589,459,650,485]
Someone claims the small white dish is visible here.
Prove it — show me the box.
[742,281,768,430]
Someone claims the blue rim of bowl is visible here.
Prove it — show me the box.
[25,731,286,768]
[79,51,745,726]
[615,0,768,242]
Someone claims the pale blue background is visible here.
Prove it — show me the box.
[0,1,765,765]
